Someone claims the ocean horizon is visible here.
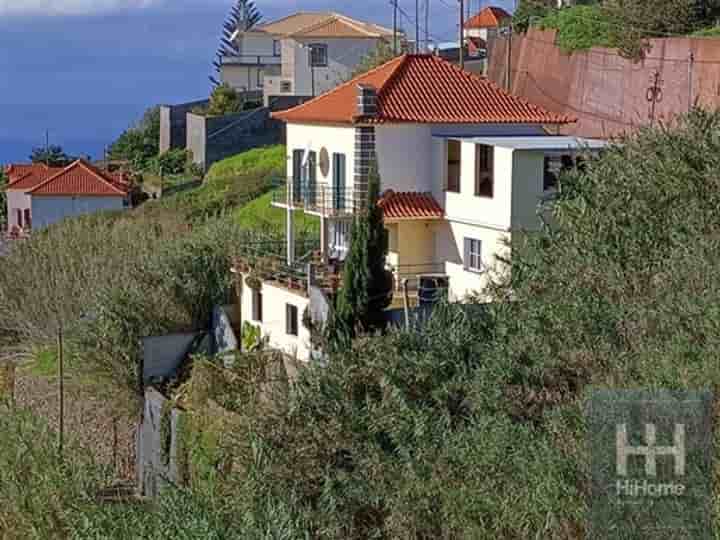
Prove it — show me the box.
[0,103,149,165]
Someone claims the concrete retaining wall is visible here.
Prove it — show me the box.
[159,99,209,153]
[487,28,720,138]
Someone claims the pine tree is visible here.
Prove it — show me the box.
[328,162,393,348]
[211,0,263,86]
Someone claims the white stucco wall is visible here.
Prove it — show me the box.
[239,276,312,361]
[237,33,277,57]
[375,124,434,193]
[283,37,381,96]
[31,196,125,228]
[6,190,31,228]
[440,143,514,231]
[434,220,511,301]
[286,122,356,186]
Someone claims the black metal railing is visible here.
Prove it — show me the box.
[271,179,364,216]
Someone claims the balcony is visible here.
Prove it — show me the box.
[221,54,281,67]
[271,179,365,218]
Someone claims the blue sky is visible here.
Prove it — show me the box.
[0,0,515,163]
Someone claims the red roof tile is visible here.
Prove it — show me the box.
[379,190,444,221]
[27,160,130,197]
[6,164,63,191]
[464,6,511,29]
[272,54,574,125]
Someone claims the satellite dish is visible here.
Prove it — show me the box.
[319,147,330,178]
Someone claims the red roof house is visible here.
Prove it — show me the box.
[463,6,511,30]
[4,160,131,231]
[273,54,573,125]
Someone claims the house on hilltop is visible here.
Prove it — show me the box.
[233,54,605,361]
[4,160,131,232]
[221,11,395,104]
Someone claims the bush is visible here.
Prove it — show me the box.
[147,148,192,176]
[193,84,244,117]
[539,5,613,51]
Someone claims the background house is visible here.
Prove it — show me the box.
[4,160,130,231]
[463,6,511,57]
[222,12,395,105]
[234,54,605,361]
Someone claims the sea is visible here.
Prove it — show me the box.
[0,104,149,165]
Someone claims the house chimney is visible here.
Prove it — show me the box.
[357,84,377,117]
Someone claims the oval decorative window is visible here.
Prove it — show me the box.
[319,147,330,178]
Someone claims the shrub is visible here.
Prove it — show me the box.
[539,5,613,51]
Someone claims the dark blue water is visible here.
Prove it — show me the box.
[0,104,148,165]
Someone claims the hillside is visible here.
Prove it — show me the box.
[137,145,315,236]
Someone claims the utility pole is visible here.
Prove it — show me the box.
[425,0,430,52]
[416,0,420,53]
[57,324,64,457]
[393,0,398,55]
[505,23,513,91]
[459,0,465,69]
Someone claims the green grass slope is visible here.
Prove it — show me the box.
[233,190,319,235]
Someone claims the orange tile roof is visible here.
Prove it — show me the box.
[464,6,511,29]
[255,12,393,38]
[27,160,130,197]
[289,15,393,38]
[6,164,63,191]
[379,190,444,221]
[272,54,574,126]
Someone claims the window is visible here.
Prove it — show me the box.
[286,304,299,336]
[446,140,461,193]
[309,44,328,67]
[251,289,263,322]
[332,220,351,253]
[543,154,573,191]
[16,209,22,228]
[332,153,346,210]
[463,238,483,273]
[305,151,317,206]
[280,80,292,93]
[23,209,31,230]
[257,68,263,88]
[475,145,494,198]
[273,39,281,56]
[292,149,304,203]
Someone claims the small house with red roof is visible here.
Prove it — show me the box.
[4,160,131,232]
[463,6,511,51]
[233,54,605,361]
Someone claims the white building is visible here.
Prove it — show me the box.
[222,12,394,102]
[235,54,605,361]
[4,160,130,232]
[463,6,511,56]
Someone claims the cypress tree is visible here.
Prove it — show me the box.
[328,162,393,348]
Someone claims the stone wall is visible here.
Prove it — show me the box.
[487,28,720,138]
[159,99,209,153]
[186,107,283,171]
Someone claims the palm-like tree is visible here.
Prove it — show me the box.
[211,0,263,86]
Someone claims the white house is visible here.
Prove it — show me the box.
[4,160,130,231]
[223,12,394,102]
[463,6,511,56]
[234,54,605,361]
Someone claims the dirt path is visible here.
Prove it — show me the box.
[14,371,136,481]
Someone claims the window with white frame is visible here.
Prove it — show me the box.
[273,39,281,56]
[463,238,483,273]
[475,144,494,198]
[309,44,328,67]
[280,80,292,93]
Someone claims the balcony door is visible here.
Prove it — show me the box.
[304,150,317,207]
[292,149,303,204]
[332,153,346,211]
